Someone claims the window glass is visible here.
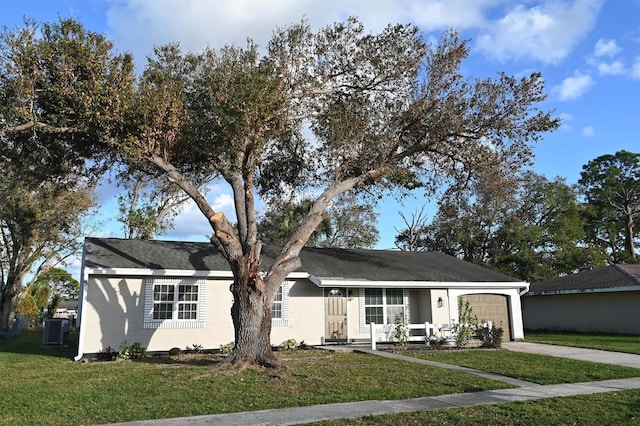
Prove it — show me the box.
[365,306,384,324]
[364,288,383,305]
[152,282,199,320]
[386,289,403,305]
[363,288,404,325]
[272,285,283,319]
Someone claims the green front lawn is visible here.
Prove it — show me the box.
[525,330,640,355]
[406,349,640,385]
[2,331,639,425]
[0,331,509,426]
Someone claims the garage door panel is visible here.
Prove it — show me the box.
[459,294,510,340]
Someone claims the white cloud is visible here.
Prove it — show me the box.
[594,38,622,57]
[596,61,625,75]
[581,126,595,136]
[103,0,510,65]
[476,0,604,64]
[556,72,593,101]
[407,0,499,31]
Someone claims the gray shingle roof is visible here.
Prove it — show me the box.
[83,237,522,283]
[526,264,640,295]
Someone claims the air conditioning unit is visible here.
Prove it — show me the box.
[43,318,70,345]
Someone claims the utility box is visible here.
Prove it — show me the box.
[43,318,70,345]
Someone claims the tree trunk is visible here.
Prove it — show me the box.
[625,212,636,259]
[0,278,19,333]
[228,267,279,367]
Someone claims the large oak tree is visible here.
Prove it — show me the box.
[116,19,558,366]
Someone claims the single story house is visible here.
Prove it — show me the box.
[75,237,528,360]
[522,264,640,335]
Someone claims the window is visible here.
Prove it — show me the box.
[362,288,405,326]
[144,277,206,329]
[272,285,283,319]
[272,282,290,327]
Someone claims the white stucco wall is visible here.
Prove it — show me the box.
[77,275,326,357]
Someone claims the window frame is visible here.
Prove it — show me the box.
[359,288,407,330]
[144,277,206,329]
[271,281,290,327]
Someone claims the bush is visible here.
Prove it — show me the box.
[186,343,204,354]
[117,341,146,361]
[278,338,297,351]
[453,300,478,347]
[96,346,117,361]
[169,347,182,356]
[477,326,504,348]
[393,312,409,348]
[219,341,234,355]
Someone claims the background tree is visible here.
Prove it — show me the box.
[258,198,333,247]
[397,172,597,281]
[33,267,80,301]
[116,168,195,239]
[489,172,602,281]
[394,206,430,252]
[320,193,379,249]
[0,18,133,333]
[107,19,557,367]
[579,150,640,263]
[258,193,378,249]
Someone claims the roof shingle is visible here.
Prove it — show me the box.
[83,237,521,283]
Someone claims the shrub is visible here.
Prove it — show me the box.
[219,341,234,355]
[186,344,204,354]
[117,341,146,361]
[393,312,409,348]
[96,346,117,361]
[169,347,182,356]
[453,300,478,347]
[278,338,297,351]
[477,326,504,348]
[297,340,309,350]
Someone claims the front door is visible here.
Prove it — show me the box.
[325,288,347,341]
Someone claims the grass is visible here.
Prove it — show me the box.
[525,330,640,355]
[309,390,640,425]
[405,349,640,385]
[2,331,639,425]
[0,331,510,426]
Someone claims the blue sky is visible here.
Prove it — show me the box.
[3,1,640,265]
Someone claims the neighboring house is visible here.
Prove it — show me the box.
[522,265,640,335]
[75,237,528,360]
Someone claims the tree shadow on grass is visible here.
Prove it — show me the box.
[0,330,78,359]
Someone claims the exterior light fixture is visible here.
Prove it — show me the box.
[437,297,444,308]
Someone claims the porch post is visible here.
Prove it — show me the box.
[370,322,376,350]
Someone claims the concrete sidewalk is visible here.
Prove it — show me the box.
[503,341,640,369]
[102,343,640,426]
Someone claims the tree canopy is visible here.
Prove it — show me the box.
[395,171,600,282]
[258,193,379,249]
[579,150,640,262]
[0,18,131,332]
[1,17,558,365]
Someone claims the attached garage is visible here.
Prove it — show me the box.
[459,294,511,340]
